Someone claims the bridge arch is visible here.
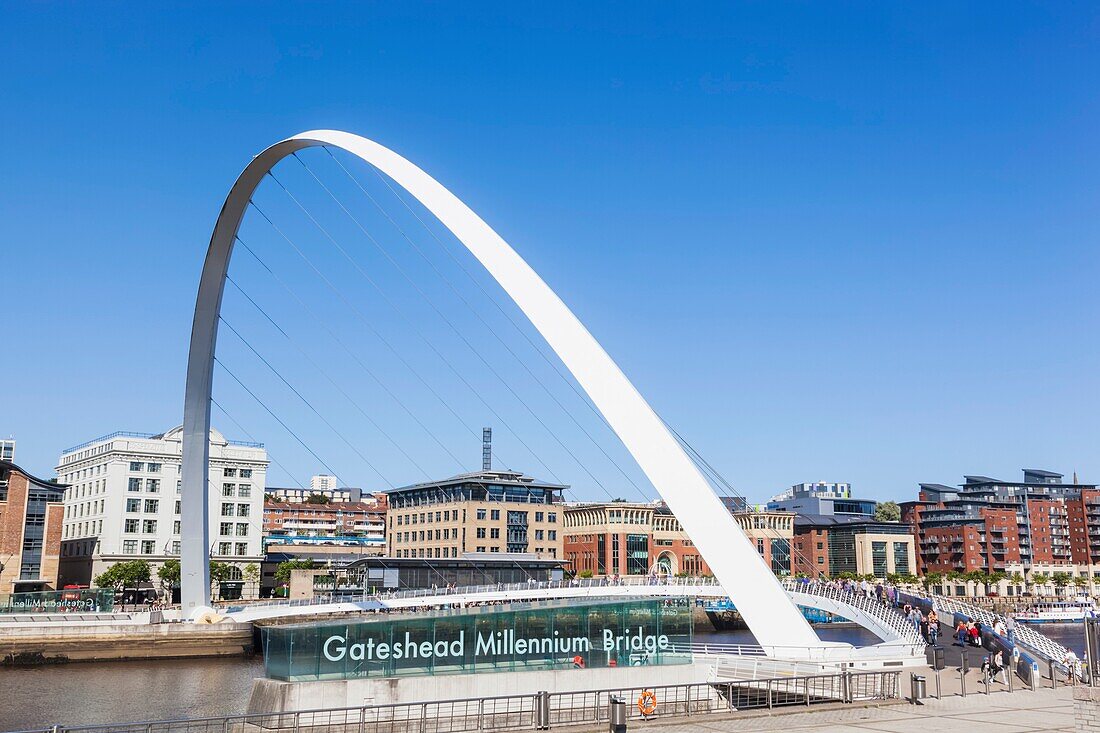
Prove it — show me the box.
[181,131,819,650]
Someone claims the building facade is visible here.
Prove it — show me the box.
[0,439,15,463]
[563,501,709,578]
[263,496,387,553]
[385,470,564,559]
[902,469,1090,575]
[767,481,876,517]
[0,460,65,594]
[792,514,915,578]
[55,427,268,592]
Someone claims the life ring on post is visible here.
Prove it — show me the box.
[637,689,657,717]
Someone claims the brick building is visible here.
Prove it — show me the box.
[792,514,915,578]
[0,460,66,594]
[903,469,1086,575]
[263,495,387,554]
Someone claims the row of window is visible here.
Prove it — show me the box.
[394,509,559,525]
[129,461,163,473]
[221,483,253,497]
[221,502,251,517]
[219,522,250,537]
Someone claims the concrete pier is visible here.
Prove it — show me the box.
[0,620,253,663]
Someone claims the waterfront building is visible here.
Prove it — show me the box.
[0,460,65,594]
[263,496,387,551]
[563,501,710,578]
[0,438,15,463]
[767,481,876,517]
[791,514,914,578]
[385,469,565,559]
[902,469,1091,574]
[345,553,568,591]
[55,427,268,593]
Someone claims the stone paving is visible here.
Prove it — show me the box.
[625,686,1074,733]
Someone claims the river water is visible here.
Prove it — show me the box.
[0,624,1086,731]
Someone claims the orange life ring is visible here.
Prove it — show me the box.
[637,689,657,716]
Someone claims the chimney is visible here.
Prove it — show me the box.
[482,428,492,471]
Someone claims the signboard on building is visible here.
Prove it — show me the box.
[262,598,692,681]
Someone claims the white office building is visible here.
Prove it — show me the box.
[0,438,14,463]
[56,426,268,597]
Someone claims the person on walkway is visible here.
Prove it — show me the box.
[927,609,939,645]
[908,606,922,634]
[1004,613,1016,645]
[993,617,1007,638]
[968,621,982,647]
[991,649,1007,684]
[955,620,968,646]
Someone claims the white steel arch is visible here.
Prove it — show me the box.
[181,130,820,649]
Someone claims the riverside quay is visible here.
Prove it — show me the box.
[261,598,692,681]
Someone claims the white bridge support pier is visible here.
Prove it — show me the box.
[182,130,819,650]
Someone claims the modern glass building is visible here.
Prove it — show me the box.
[262,597,692,681]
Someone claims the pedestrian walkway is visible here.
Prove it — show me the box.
[627,686,1073,733]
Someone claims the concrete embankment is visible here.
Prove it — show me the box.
[0,621,254,664]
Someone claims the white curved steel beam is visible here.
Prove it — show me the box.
[182,130,820,649]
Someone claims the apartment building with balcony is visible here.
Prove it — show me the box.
[902,469,1089,575]
[262,495,387,553]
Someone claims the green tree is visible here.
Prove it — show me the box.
[577,569,594,579]
[157,559,180,592]
[1030,572,1049,593]
[274,559,317,585]
[1051,572,1072,589]
[305,493,331,504]
[242,563,260,584]
[922,571,944,590]
[94,560,151,590]
[873,501,901,522]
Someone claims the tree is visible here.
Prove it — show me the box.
[274,559,317,585]
[1030,572,1049,593]
[1009,572,1024,589]
[922,571,944,590]
[157,559,180,592]
[305,493,331,504]
[873,501,901,523]
[242,563,260,584]
[94,560,151,590]
[1052,572,1072,591]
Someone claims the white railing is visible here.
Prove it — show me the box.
[781,580,925,649]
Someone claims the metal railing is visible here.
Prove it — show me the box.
[7,670,900,733]
[781,580,926,649]
[901,588,1079,680]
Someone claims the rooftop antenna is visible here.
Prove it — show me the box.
[482,428,492,471]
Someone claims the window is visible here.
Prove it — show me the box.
[221,503,234,517]
[173,521,180,535]
[222,484,235,497]
[142,520,157,533]
[240,469,252,479]
[535,529,544,540]
[476,528,486,538]
[124,519,139,533]
[146,479,160,493]
[147,463,161,473]
[236,523,249,537]
[174,501,181,514]
[128,478,142,492]
[123,540,138,554]
[236,542,248,556]
[490,546,500,553]
[238,484,251,498]
[220,522,233,536]
[224,468,237,477]
[477,509,486,520]
[130,462,143,472]
[548,513,557,523]
[548,530,556,541]
[237,504,249,517]
[141,540,155,554]
[126,498,141,513]
[144,499,158,513]
[535,512,544,522]
[172,541,181,555]
[218,542,232,555]
[490,528,500,539]
[476,546,486,553]
[490,509,500,520]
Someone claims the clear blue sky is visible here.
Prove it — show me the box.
[3,3,1099,505]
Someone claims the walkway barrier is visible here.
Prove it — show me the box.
[896,588,1080,683]
[8,670,901,733]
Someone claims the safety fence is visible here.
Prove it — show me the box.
[8,670,900,733]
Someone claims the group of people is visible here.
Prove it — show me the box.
[901,603,939,644]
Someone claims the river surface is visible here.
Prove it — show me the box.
[0,624,1086,731]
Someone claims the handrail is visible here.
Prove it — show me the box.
[13,669,900,733]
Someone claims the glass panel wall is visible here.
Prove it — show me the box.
[263,598,692,681]
[0,588,115,613]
